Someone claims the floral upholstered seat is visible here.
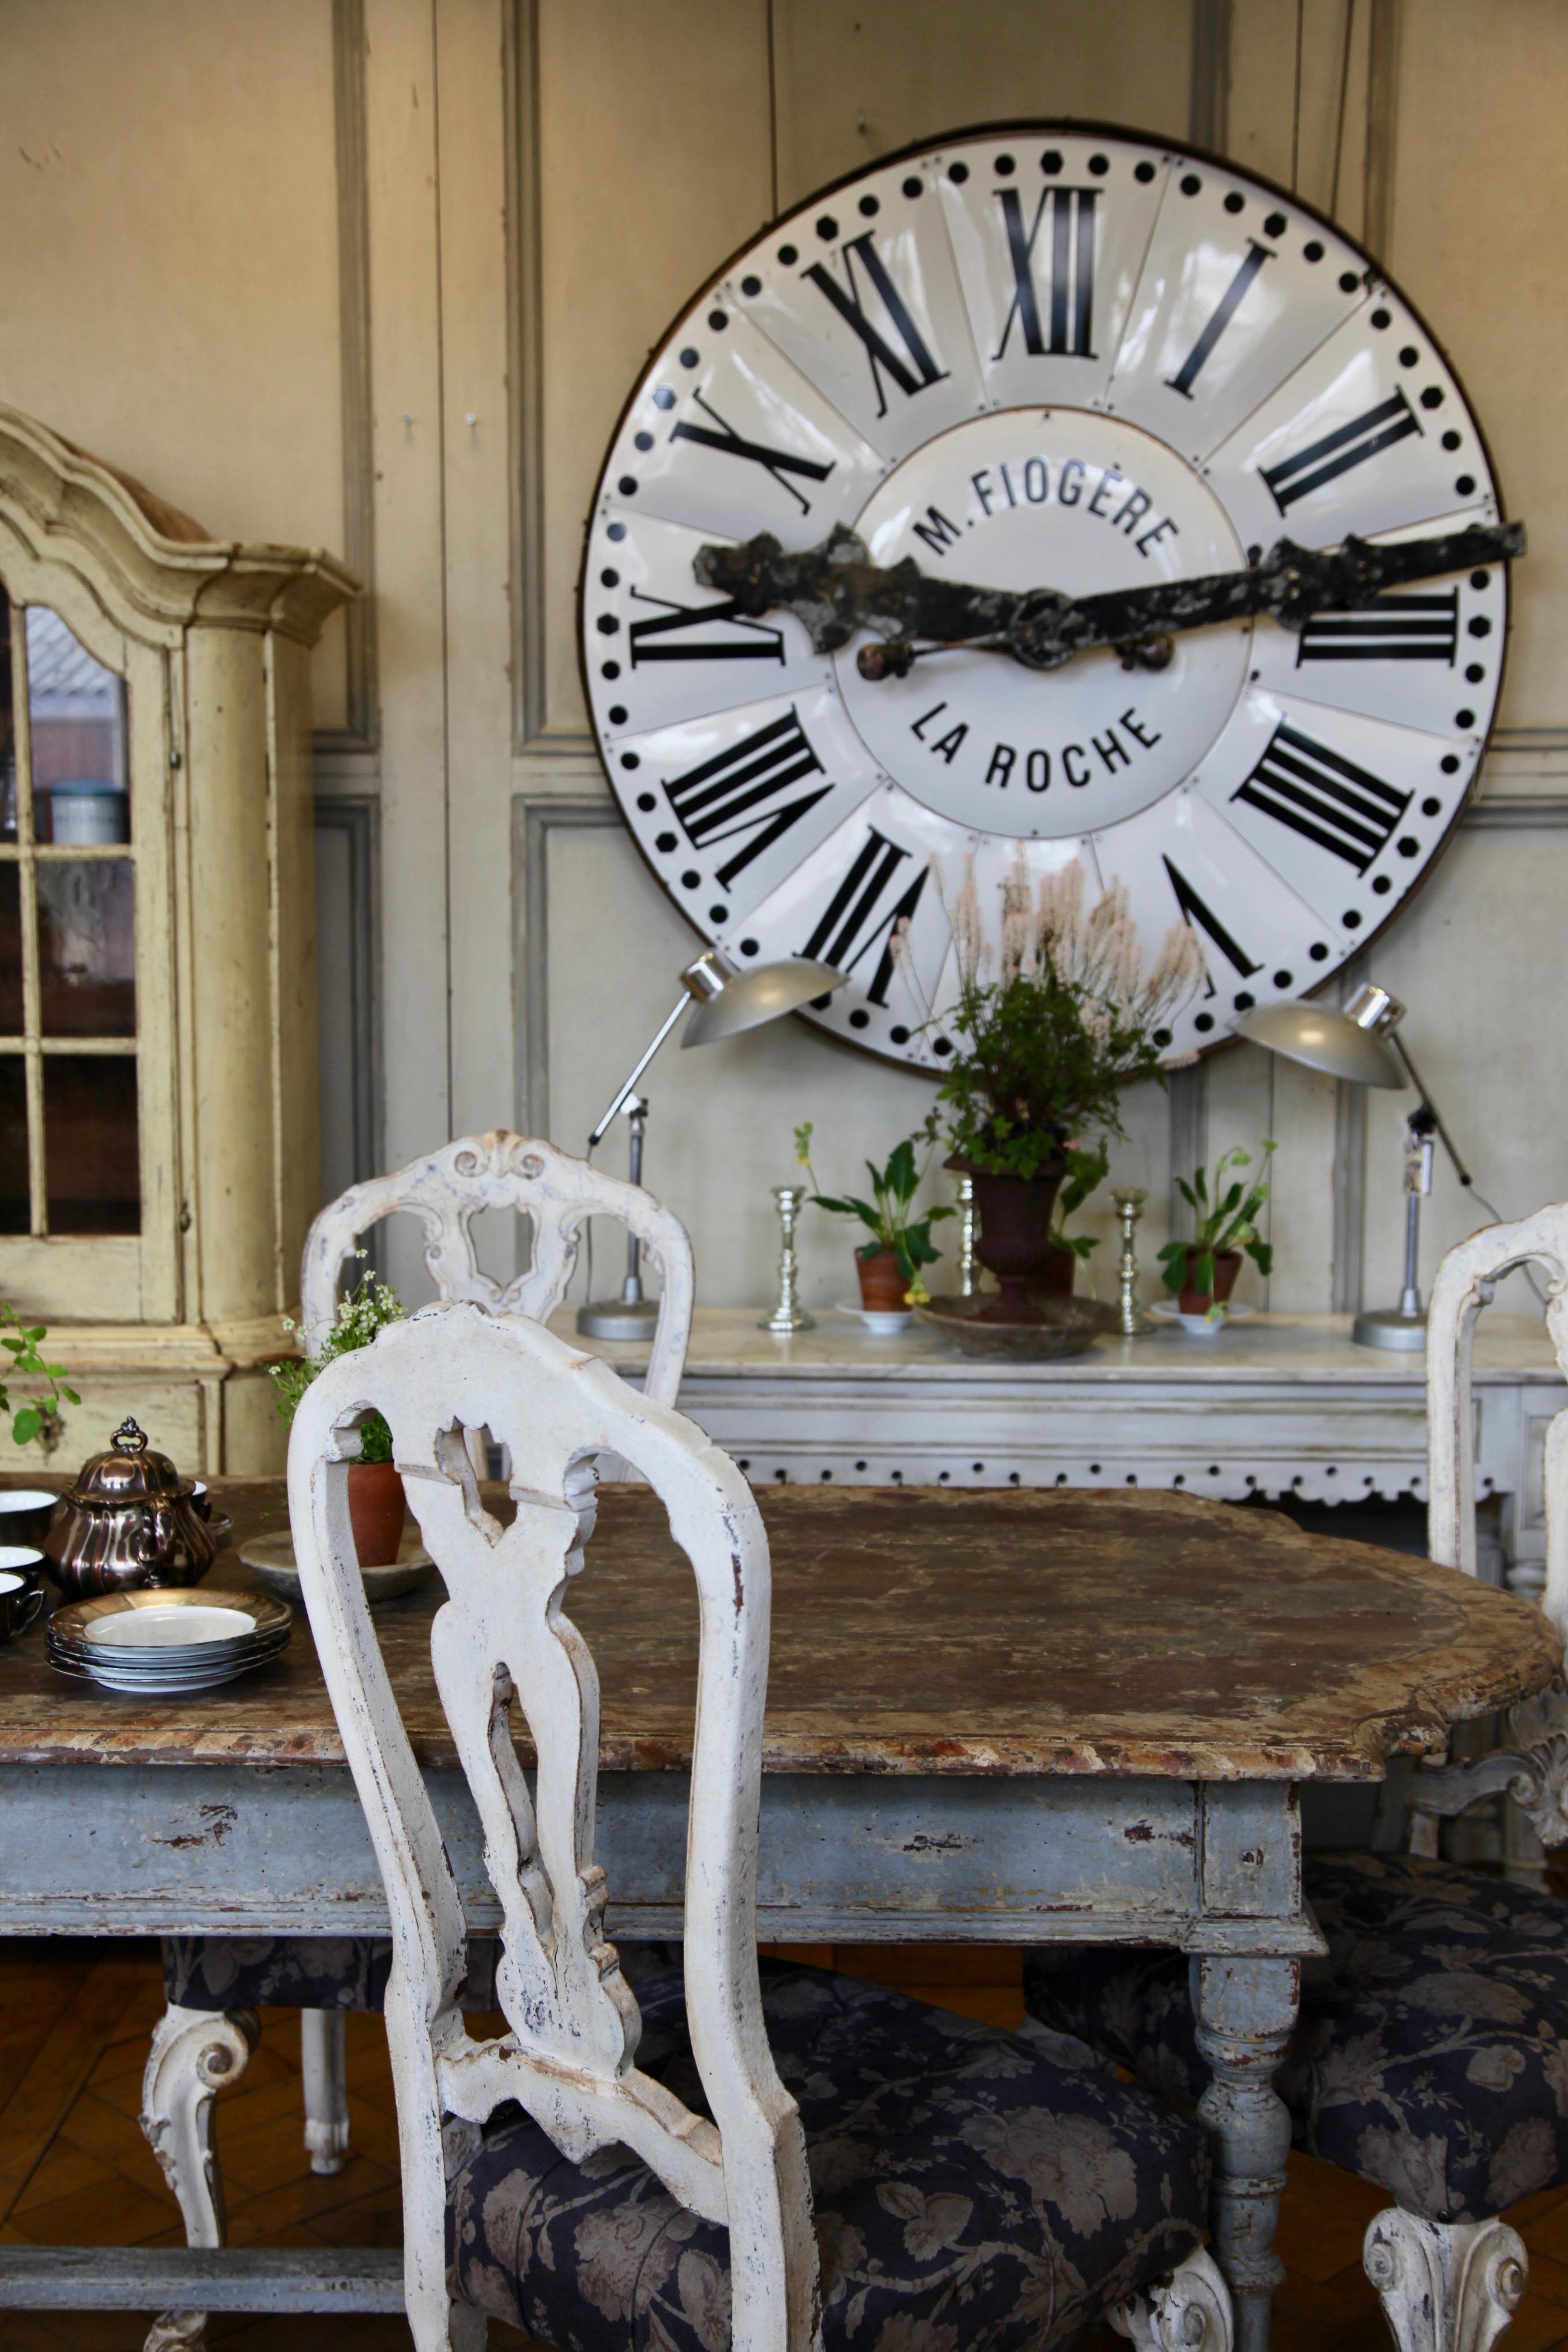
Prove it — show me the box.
[163,1934,499,2014]
[1023,1851,1568,2226]
[447,1958,1212,2352]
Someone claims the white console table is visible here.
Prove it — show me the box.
[556,1309,1566,1601]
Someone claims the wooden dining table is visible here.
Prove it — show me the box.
[0,1472,1555,2352]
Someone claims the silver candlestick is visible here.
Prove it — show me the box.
[955,1175,978,1296]
[1110,1186,1155,1337]
[762,1185,813,1334]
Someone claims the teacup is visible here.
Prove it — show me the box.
[189,1480,212,1522]
[0,1561,44,1643]
[0,1490,58,1551]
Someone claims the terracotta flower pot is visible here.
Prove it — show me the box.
[1032,1243,1079,1299]
[857,1246,910,1311]
[1177,1247,1242,1317]
[968,1161,1068,1321]
[348,1460,406,1567]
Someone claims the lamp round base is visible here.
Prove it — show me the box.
[1352,1306,1428,1352]
[576,1296,662,1342]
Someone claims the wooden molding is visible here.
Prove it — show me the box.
[320,0,380,755]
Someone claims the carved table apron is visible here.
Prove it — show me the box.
[0,1479,1554,2352]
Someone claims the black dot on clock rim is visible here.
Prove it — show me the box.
[809,993,832,1011]
[849,1009,870,1030]
[600,567,619,587]
[601,659,620,679]
[1273,970,1294,990]
[681,869,700,890]
[1456,708,1476,729]
[1470,571,1490,591]
[933,1037,953,1057]
[1309,943,1329,963]
[608,704,627,724]
[634,431,653,451]
[1303,240,1324,262]
[1372,875,1392,895]
[1469,615,1492,637]
[816,214,839,238]
[778,243,798,265]
[1264,210,1287,236]
[1234,991,1256,1011]
[859,194,879,216]
[1399,345,1419,365]
[994,154,1015,176]
[1466,662,1486,684]
[1398,836,1420,857]
[1456,474,1476,496]
[1420,387,1443,410]
[1371,306,1391,328]
[708,904,728,925]
[595,615,618,635]
[948,163,968,184]
[1339,272,1359,293]
[740,938,759,957]
[635,791,654,813]
[1223,190,1244,213]
[902,176,922,198]
[1135,159,1156,183]
[1179,172,1201,196]
[617,476,637,496]
[680,348,699,368]
[1194,1012,1215,1033]
[1041,150,1063,175]
[655,832,676,853]
[707,310,728,332]
[1088,153,1109,175]
[606,521,626,542]
[1422,796,1442,817]
[1441,755,1461,774]
[889,1023,910,1044]
[652,386,674,410]
[1442,429,1462,450]
[1152,1027,1173,1049]
[741,274,762,297]
[1343,910,1363,929]
[619,752,639,771]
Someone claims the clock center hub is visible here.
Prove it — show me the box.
[835,409,1252,841]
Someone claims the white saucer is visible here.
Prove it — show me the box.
[1151,1299,1257,1337]
[834,1301,914,1336]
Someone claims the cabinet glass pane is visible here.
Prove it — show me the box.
[44,1055,138,1233]
[0,585,14,845]
[0,1056,24,1234]
[37,861,134,1036]
[25,607,129,846]
[0,866,20,1035]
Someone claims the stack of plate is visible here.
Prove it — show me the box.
[47,1586,293,1695]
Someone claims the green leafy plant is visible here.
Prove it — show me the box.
[270,1255,404,1461]
[913,859,1206,1178]
[0,1305,79,1448]
[794,1122,953,1304]
[1158,1141,1277,1299]
[1048,1142,1110,1264]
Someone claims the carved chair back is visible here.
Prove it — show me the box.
[298,1131,695,1409]
[288,1302,818,2352]
[1405,1204,1568,1856]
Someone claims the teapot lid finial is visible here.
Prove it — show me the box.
[112,1418,148,1456]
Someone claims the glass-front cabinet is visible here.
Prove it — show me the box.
[0,406,355,1468]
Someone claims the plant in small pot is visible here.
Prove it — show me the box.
[271,1256,407,1565]
[794,1124,953,1311]
[1158,1142,1276,1321]
[911,857,1205,1322]
[1038,1141,1110,1298]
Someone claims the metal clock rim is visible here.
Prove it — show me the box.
[575,116,1516,1066]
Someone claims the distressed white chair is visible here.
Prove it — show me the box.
[141,1132,693,2352]
[1024,1203,1568,2352]
[283,1299,1231,2352]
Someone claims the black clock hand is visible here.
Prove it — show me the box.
[693,519,1525,677]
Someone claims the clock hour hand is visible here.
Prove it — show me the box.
[692,519,1525,676]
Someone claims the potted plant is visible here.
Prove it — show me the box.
[0,1304,78,1450]
[270,1256,407,1564]
[794,1124,953,1309]
[907,858,1204,1318]
[1158,1143,1276,1317]
[1037,1143,1111,1298]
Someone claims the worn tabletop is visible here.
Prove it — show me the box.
[0,1477,1552,1783]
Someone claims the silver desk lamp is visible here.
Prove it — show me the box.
[1234,983,1474,1351]
[578,948,846,1340]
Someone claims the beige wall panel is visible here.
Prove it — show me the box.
[1227,0,1370,232]
[1388,1,1568,726]
[772,0,1194,204]
[0,0,348,729]
[536,0,772,737]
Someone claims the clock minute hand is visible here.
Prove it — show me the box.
[693,526,1022,658]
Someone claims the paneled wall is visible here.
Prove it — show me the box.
[1,0,1562,1319]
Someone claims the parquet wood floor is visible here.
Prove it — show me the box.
[3,1935,1566,2351]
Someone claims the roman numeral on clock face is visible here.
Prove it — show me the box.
[1260,388,1422,515]
[1232,722,1410,873]
[994,186,1098,359]
[664,708,834,891]
[670,390,836,517]
[804,235,948,417]
[1165,239,1273,398]
[628,587,786,668]
[1296,588,1458,665]
[1162,856,1260,987]
[800,825,929,1007]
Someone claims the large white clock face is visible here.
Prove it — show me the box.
[582,127,1509,1071]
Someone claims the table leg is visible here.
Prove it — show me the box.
[1190,1953,1299,2352]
